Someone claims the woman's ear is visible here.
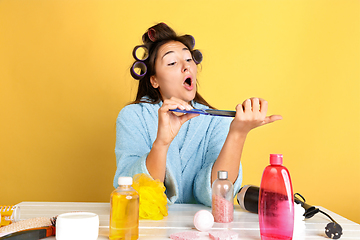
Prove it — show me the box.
[150,76,159,88]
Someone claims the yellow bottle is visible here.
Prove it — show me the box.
[110,177,139,240]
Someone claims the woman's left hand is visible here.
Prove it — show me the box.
[230,98,282,135]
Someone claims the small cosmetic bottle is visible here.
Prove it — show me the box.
[110,177,139,240]
[259,154,294,240]
[212,170,234,223]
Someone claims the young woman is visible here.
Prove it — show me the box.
[113,23,282,206]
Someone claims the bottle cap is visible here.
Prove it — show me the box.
[217,171,228,179]
[118,177,133,186]
[270,154,283,165]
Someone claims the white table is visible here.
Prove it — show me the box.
[13,202,360,239]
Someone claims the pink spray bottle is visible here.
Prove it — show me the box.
[259,154,294,240]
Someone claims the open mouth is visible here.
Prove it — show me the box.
[183,76,194,91]
[184,77,192,87]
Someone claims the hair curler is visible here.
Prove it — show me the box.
[130,61,147,80]
[192,50,203,64]
[132,45,149,62]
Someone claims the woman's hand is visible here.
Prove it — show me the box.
[148,97,198,182]
[212,98,282,184]
[155,97,199,147]
[230,98,282,136]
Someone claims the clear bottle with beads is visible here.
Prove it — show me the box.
[259,154,294,240]
[110,177,139,240]
[212,170,234,223]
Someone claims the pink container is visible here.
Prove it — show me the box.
[259,154,294,240]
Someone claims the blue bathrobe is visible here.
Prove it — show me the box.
[113,100,243,206]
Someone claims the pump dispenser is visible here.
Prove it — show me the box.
[259,154,294,240]
[212,170,234,223]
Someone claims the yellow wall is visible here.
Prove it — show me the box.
[1,0,359,224]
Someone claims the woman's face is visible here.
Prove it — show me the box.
[150,41,197,103]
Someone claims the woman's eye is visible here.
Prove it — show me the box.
[186,58,193,62]
[168,62,176,66]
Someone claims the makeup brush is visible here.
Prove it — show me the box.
[0,216,57,240]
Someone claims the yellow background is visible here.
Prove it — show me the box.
[1,0,359,224]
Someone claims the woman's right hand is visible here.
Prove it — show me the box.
[155,97,199,147]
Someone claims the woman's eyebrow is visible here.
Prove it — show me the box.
[162,51,174,59]
[162,48,190,59]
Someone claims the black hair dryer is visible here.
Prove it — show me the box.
[237,185,260,214]
[237,185,343,239]
[237,185,320,217]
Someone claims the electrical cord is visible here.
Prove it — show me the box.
[294,193,343,239]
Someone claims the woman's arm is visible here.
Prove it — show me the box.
[211,98,282,184]
[211,129,247,184]
[146,97,199,182]
[114,105,154,188]
[146,139,170,183]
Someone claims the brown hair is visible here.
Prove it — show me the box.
[130,23,214,109]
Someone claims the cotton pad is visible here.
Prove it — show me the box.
[193,210,214,232]
[209,230,238,240]
[170,231,200,240]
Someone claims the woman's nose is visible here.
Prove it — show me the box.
[182,61,190,72]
